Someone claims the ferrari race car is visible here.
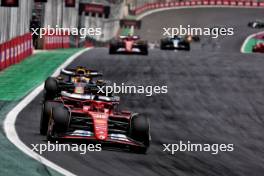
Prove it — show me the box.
[109,35,148,55]
[248,20,264,28]
[43,66,107,100]
[160,35,190,51]
[40,90,150,153]
[253,43,264,53]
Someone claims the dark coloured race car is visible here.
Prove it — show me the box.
[160,35,190,51]
[248,20,264,28]
[40,90,150,153]
[109,35,148,55]
[253,43,264,53]
[43,66,107,101]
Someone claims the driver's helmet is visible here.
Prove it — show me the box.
[76,67,86,75]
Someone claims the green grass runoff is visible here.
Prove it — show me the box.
[0,49,81,101]
[0,48,83,176]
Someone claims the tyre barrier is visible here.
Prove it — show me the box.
[43,30,70,50]
[131,0,264,15]
[0,33,33,71]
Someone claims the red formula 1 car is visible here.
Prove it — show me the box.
[109,35,148,55]
[253,43,264,53]
[40,90,150,153]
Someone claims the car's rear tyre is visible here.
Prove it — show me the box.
[44,77,59,100]
[184,43,190,51]
[40,101,60,135]
[160,40,167,50]
[138,44,148,55]
[109,44,116,54]
[53,106,70,133]
[130,115,150,153]
[142,48,148,55]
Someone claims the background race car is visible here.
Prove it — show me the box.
[44,66,107,101]
[253,43,264,53]
[109,35,148,55]
[248,20,264,28]
[160,35,190,51]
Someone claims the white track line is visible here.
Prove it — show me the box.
[240,31,264,53]
[3,48,92,176]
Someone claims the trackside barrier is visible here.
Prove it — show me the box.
[0,33,33,71]
[43,30,70,50]
[132,0,264,15]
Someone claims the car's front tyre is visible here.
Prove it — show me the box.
[129,114,150,153]
[47,105,70,141]
[40,101,60,135]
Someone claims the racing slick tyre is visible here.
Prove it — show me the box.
[47,105,70,141]
[160,40,166,50]
[44,77,59,100]
[139,42,148,55]
[130,115,150,153]
[183,42,190,51]
[109,44,116,54]
[40,101,60,135]
[160,39,170,50]
[142,46,148,55]
[53,106,70,133]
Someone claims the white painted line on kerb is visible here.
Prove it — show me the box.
[240,31,264,53]
[3,47,92,176]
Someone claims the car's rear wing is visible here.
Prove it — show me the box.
[61,68,103,78]
[120,19,141,29]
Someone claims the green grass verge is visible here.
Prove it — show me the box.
[0,49,81,101]
[0,101,64,176]
[0,48,82,176]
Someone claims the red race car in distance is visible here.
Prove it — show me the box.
[253,43,264,53]
[109,35,148,55]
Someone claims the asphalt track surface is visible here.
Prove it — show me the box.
[16,8,264,176]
